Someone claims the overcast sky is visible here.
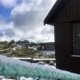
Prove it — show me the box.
[0,0,56,42]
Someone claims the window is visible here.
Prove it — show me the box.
[73,23,80,55]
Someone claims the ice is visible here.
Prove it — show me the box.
[0,55,80,80]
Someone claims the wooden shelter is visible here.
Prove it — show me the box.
[44,0,80,74]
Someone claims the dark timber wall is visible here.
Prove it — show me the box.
[54,23,73,71]
[45,0,80,74]
[54,0,80,24]
[53,0,80,74]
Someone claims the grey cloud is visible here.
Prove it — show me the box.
[0,28,17,41]
[0,32,3,37]
[9,0,56,42]
[13,11,40,30]
[41,26,54,35]
[11,0,55,31]
[4,29,16,37]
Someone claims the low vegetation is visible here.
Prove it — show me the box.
[0,40,55,58]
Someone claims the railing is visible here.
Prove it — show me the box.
[12,57,56,64]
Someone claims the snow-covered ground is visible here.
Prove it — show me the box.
[0,63,56,80]
[0,55,55,80]
[0,55,80,80]
[0,76,33,80]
